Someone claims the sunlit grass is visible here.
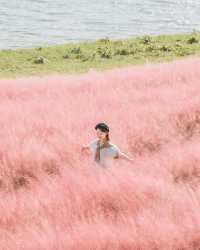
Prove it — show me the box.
[0,32,200,78]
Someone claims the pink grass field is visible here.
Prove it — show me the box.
[1,57,200,249]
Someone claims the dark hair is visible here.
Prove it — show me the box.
[95,123,110,141]
[106,133,110,141]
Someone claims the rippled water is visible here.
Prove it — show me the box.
[0,0,200,49]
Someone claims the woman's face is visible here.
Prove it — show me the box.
[96,128,108,140]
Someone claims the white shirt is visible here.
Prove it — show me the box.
[88,139,121,166]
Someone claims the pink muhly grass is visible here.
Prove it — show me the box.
[0,57,200,249]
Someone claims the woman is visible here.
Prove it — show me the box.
[82,122,134,166]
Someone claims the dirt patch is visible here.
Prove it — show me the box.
[172,165,200,189]
[175,110,200,140]
[42,159,60,176]
[128,135,163,156]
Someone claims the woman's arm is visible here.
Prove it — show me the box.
[82,139,97,152]
[121,152,134,162]
[114,151,134,162]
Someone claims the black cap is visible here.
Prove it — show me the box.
[95,123,109,132]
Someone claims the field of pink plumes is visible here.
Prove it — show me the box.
[1,57,200,249]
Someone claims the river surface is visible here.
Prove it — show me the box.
[0,0,200,49]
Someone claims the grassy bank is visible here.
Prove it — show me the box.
[0,32,200,78]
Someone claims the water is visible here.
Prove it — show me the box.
[0,0,200,50]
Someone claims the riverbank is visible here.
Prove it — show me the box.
[0,32,200,78]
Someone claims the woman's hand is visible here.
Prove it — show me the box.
[126,157,134,162]
[81,145,90,152]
